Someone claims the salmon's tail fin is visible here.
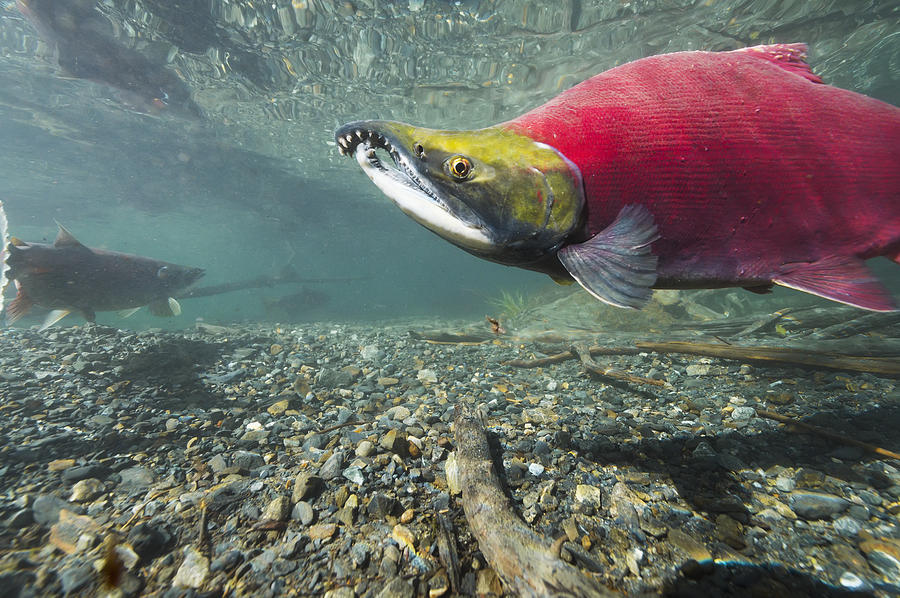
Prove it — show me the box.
[0,200,9,315]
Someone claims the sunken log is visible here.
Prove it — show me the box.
[453,403,614,597]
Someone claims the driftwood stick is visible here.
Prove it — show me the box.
[571,343,667,387]
[757,409,900,461]
[434,513,461,594]
[503,341,900,376]
[502,346,643,368]
[453,404,614,598]
[634,341,900,376]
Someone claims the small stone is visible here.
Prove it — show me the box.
[386,405,411,421]
[343,466,365,485]
[232,451,265,470]
[380,429,407,455]
[49,510,100,554]
[307,523,337,541]
[399,508,414,524]
[668,528,712,562]
[127,522,172,561]
[116,467,155,493]
[270,344,283,355]
[774,475,795,492]
[69,478,104,503]
[790,491,850,520]
[209,454,228,473]
[7,508,33,528]
[60,564,93,595]
[267,400,290,416]
[292,501,315,525]
[715,514,745,549]
[528,463,545,476]
[350,542,371,569]
[860,540,900,584]
[209,550,244,573]
[445,453,460,495]
[730,406,756,421]
[367,493,399,519]
[832,515,861,537]
[417,369,438,384]
[262,496,291,522]
[685,364,711,376]
[378,377,399,387]
[376,577,414,598]
[173,546,209,589]
[320,451,346,480]
[356,440,375,457]
[574,484,603,507]
[48,459,76,472]
[839,571,868,591]
[325,587,356,598]
[293,473,324,502]
[33,494,76,526]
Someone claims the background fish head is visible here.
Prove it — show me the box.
[154,262,205,293]
[335,120,585,268]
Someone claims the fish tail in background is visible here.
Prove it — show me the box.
[0,200,8,314]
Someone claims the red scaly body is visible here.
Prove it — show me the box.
[504,44,900,289]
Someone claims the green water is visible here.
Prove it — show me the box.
[0,0,897,329]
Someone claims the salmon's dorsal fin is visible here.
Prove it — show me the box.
[53,222,85,248]
[733,43,823,84]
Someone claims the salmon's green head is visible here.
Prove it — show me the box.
[335,120,584,267]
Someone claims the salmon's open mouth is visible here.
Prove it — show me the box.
[334,122,493,251]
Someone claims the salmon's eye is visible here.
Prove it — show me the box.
[447,155,472,179]
[157,266,170,279]
[413,142,425,159]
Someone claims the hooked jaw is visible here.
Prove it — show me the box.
[335,123,494,252]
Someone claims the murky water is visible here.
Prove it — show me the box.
[0,0,896,328]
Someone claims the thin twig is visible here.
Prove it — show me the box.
[571,343,667,387]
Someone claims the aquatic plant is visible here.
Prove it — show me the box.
[488,289,533,320]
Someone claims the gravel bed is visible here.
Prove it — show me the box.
[0,319,899,597]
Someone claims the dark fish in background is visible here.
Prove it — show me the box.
[0,200,8,313]
[262,288,329,321]
[16,0,202,117]
[337,44,899,311]
[4,223,204,330]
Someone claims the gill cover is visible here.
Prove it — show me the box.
[336,120,585,267]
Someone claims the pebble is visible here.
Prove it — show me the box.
[832,515,861,537]
[116,467,154,493]
[292,500,315,525]
[343,466,365,485]
[69,478,104,502]
[172,546,209,589]
[376,577,414,598]
[307,523,337,541]
[790,491,850,520]
[262,496,291,521]
[320,451,346,480]
[356,440,375,457]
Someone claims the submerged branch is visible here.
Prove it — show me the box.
[453,403,614,597]
[503,341,900,376]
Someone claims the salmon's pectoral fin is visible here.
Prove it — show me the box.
[773,256,898,312]
[5,282,34,324]
[148,297,182,317]
[557,204,659,309]
[39,310,71,332]
[118,307,141,318]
